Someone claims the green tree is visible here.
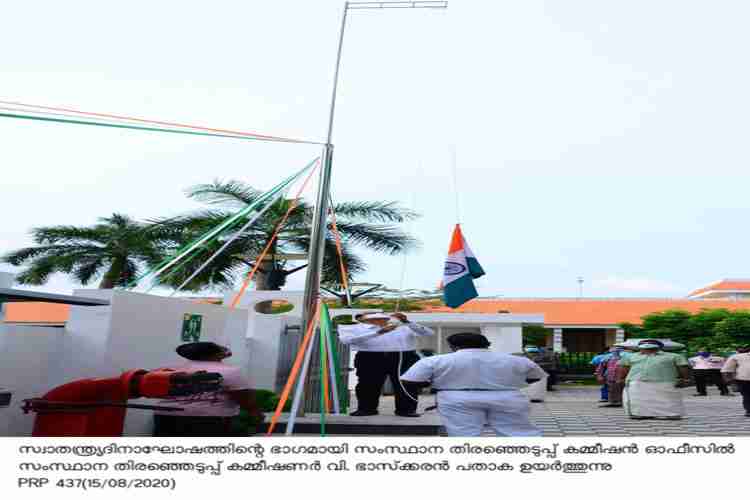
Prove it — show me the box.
[640,309,693,343]
[2,214,179,289]
[156,180,419,294]
[686,308,732,337]
[618,322,645,339]
[523,325,548,348]
[714,311,750,342]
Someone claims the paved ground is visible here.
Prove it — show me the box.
[319,385,750,436]
[525,385,750,436]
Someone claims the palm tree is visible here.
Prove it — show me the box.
[2,214,181,289]
[154,180,420,298]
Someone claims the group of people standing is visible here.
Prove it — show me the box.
[339,312,549,436]
[592,340,750,419]
[147,315,750,438]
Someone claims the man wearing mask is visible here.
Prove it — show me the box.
[338,312,434,417]
[721,345,750,417]
[689,349,730,397]
[616,340,691,420]
[400,333,547,436]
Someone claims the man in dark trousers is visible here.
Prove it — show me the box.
[688,348,731,396]
[338,312,434,417]
[722,345,750,417]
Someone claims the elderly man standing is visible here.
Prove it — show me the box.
[721,345,750,417]
[338,311,434,417]
[616,339,691,420]
[400,333,547,436]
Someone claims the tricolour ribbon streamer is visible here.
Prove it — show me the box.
[321,303,342,414]
[285,303,322,436]
[169,186,289,295]
[135,158,317,288]
[266,301,320,436]
[229,158,321,308]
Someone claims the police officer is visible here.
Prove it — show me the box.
[400,333,547,436]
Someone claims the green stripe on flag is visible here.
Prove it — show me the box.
[466,256,485,279]
[443,274,478,309]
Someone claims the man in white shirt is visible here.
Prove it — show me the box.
[153,342,262,436]
[688,349,730,396]
[722,345,750,417]
[338,312,434,417]
[400,332,547,436]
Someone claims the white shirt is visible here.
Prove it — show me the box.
[154,361,251,417]
[400,348,548,391]
[689,355,726,370]
[722,353,750,381]
[337,322,434,352]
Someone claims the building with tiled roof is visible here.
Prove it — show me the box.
[5,277,750,353]
[423,297,750,352]
[687,279,750,300]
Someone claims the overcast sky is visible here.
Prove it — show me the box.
[2,0,749,298]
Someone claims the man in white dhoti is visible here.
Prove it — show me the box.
[400,333,548,437]
[616,339,691,420]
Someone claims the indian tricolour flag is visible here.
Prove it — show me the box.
[442,224,485,308]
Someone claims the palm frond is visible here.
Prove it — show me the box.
[329,221,420,255]
[332,201,419,223]
[185,179,263,209]
[30,226,108,245]
[73,258,107,285]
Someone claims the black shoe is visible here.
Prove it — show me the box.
[692,393,707,397]
[349,410,378,417]
[530,399,544,403]
[599,403,622,408]
[745,412,750,417]
[395,412,421,417]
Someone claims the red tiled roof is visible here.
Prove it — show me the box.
[423,298,750,326]
[688,279,750,297]
[8,296,750,327]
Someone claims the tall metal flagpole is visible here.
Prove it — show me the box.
[300,1,349,348]
[299,0,448,416]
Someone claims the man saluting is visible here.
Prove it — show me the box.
[338,312,434,417]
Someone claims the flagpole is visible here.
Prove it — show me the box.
[299,0,448,417]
